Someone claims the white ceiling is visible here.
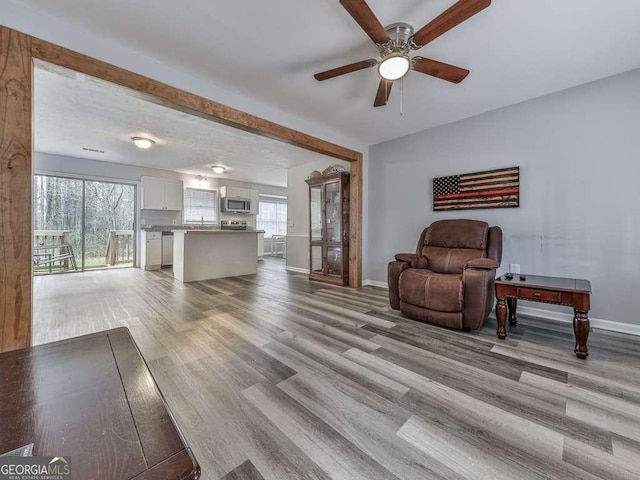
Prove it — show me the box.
[20,0,640,145]
[34,65,337,187]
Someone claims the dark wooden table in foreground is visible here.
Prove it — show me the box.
[0,327,200,479]
[495,274,592,359]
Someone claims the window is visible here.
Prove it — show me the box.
[184,188,218,224]
[256,194,287,238]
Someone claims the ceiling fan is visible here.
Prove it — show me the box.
[314,0,491,107]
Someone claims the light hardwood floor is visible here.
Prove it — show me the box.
[34,259,640,480]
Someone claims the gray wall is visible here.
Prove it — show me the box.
[367,68,640,324]
[286,159,351,271]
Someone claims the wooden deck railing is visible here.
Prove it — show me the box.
[35,230,134,270]
[34,230,72,270]
[105,230,134,266]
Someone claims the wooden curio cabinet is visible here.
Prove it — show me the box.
[305,172,350,286]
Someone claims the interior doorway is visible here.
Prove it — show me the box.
[33,174,136,273]
[0,26,363,353]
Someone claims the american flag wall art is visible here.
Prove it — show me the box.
[433,167,520,211]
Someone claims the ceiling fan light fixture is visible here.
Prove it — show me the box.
[211,165,227,174]
[378,54,410,81]
[132,137,155,149]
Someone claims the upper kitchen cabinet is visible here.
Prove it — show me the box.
[141,176,184,211]
[141,177,164,210]
[220,186,250,199]
[164,180,184,211]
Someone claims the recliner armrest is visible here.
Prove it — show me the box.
[465,258,500,270]
[394,253,428,269]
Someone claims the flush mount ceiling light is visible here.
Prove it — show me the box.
[131,137,155,149]
[211,165,227,174]
[378,53,410,81]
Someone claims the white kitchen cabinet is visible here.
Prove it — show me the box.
[141,177,165,210]
[141,231,162,270]
[219,186,232,198]
[141,176,184,211]
[220,186,251,199]
[250,189,260,215]
[164,180,184,211]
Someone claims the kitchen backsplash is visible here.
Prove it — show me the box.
[220,212,255,227]
[140,209,182,227]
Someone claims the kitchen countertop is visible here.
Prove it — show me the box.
[173,229,265,234]
[142,226,265,233]
[142,225,219,232]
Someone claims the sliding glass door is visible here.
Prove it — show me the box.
[84,180,135,268]
[33,175,83,273]
[33,175,136,273]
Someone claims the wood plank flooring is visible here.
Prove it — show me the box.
[33,259,640,480]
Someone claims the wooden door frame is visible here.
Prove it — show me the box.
[0,25,363,353]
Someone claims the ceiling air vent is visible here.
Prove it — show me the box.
[82,147,105,154]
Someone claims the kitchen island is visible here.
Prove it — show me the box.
[172,230,263,282]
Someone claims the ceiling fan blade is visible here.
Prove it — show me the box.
[373,79,393,107]
[410,0,491,48]
[314,59,377,81]
[339,0,389,44]
[412,57,469,83]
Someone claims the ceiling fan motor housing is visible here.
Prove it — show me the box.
[381,22,414,55]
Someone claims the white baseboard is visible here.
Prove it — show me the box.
[285,266,309,275]
[506,305,640,337]
[363,279,388,288]
[363,279,640,337]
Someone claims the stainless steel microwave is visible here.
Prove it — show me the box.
[221,197,251,213]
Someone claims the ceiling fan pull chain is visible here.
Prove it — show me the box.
[400,76,404,116]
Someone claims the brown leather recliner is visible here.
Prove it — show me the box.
[388,219,502,330]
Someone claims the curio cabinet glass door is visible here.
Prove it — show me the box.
[305,172,349,286]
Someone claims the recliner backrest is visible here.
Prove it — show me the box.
[419,219,489,274]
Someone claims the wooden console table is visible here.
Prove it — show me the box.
[0,328,200,479]
[494,274,592,359]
